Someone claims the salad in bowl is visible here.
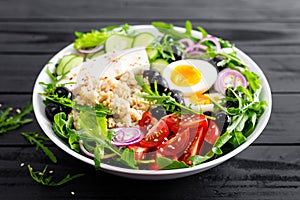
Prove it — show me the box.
[33,21,271,179]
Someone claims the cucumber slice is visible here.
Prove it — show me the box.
[62,56,84,74]
[146,48,159,61]
[151,59,169,74]
[56,54,78,76]
[87,50,105,59]
[105,34,133,52]
[132,32,155,47]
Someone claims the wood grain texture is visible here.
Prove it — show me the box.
[0,146,299,200]
[1,0,300,22]
[1,21,300,55]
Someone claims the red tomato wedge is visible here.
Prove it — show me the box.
[140,120,169,148]
[128,144,149,160]
[162,114,181,134]
[157,128,190,156]
[180,114,208,131]
[179,126,208,165]
[205,120,221,145]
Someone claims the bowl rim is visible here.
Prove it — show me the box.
[32,24,272,177]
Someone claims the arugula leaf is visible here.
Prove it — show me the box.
[28,165,84,186]
[21,132,57,163]
[135,75,210,116]
[0,103,33,134]
[230,131,247,148]
[120,148,138,169]
[156,157,189,169]
[94,144,103,170]
[152,21,198,41]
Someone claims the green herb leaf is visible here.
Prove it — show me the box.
[120,148,138,169]
[74,30,109,50]
[0,103,33,134]
[185,20,192,35]
[189,132,232,165]
[156,157,189,169]
[152,21,198,41]
[21,132,57,163]
[27,165,84,186]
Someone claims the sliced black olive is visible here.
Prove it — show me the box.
[54,86,73,100]
[143,69,160,81]
[169,89,185,105]
[150,75,169,94]
[215,111,231,134]
[150,106,167,120]
[45,103,63,121]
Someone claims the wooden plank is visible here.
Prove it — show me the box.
[1,0,300,21]
[0,94,299,145]
[0,53,298,93]
[0,146,299,199]
[0,21,300,55]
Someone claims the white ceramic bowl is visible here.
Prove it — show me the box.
[32,25,272,180]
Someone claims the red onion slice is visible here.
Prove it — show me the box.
[214,68,248,94]
[111,127,144,146]
[77,45,104,54]
[187,51,204,56]
[178,38,195,47]
[79,140,95,158]
[185,43,208,53]
[199,36,221,52]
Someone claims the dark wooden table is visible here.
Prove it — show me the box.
[1,0,300,199]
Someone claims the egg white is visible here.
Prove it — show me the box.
[162,59,218,97]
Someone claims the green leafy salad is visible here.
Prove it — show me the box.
[39,21,268,170]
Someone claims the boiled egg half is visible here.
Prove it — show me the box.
[162,59,218,97]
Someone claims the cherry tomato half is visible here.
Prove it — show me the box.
[139,111,158,133]
[205,120,221,145]
[157,128,190,156]
[140,120,169,148]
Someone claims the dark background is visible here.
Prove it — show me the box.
[0,0,300,199]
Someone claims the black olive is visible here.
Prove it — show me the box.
[226,100,239,109]
[210,56,226,71]
[45,103,63,121]
[215,111,231,134]
[54,86,73,100]
[203,111,215,118]
[225,87,242,108]
[150,106,167,120]
[143,69,160,81]
[171,45,183,60]
[169,89,185,105]
[150,75,169,94]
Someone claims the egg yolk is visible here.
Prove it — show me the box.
[170,65,201,87]
[190,92,211,105]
